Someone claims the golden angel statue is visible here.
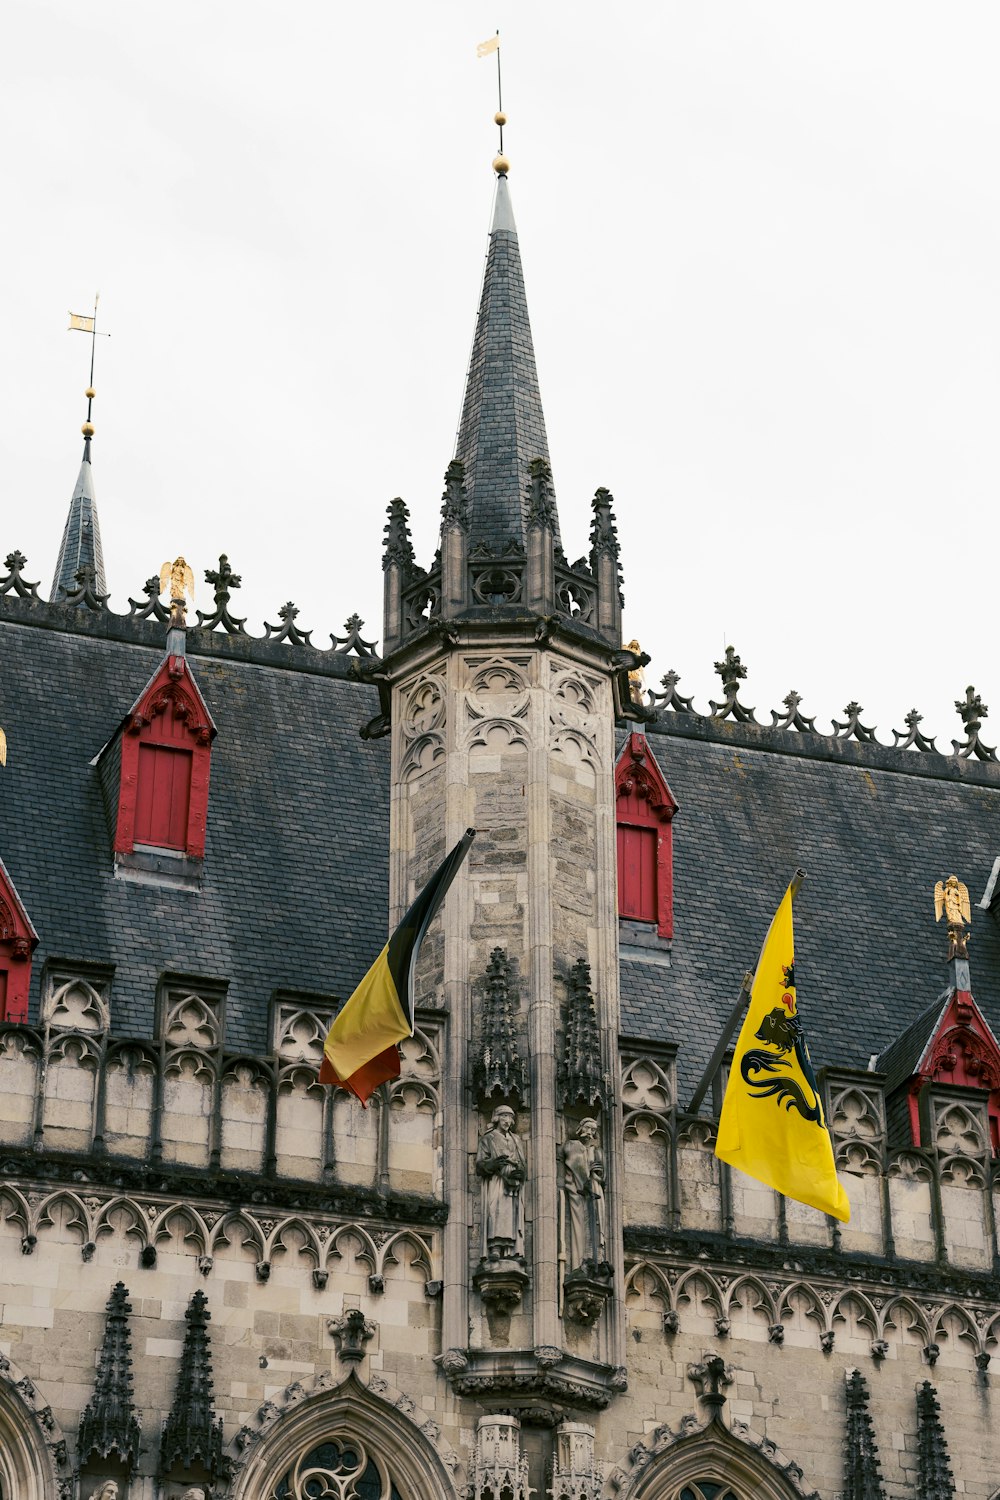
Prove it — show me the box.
[626,638,646,705]
[159,556,196,625]
[934,874,972,959]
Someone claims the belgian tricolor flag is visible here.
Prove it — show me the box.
[318,829,476,1104]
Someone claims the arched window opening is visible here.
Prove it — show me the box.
[679,1484,740,1500]
[274,1437,403,1500]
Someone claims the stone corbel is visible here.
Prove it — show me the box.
[686,1354,734,1415]
[328,1309,376,1364]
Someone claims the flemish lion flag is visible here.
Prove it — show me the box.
[319,829,476,1104]
[715,882,850,1221]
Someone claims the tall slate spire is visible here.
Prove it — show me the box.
[52,437,107,601]
[454,170,557,550]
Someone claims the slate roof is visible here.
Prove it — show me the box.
[621,721,1000,1100]
[0,604,389,1054]
[875,994,949,1097]
[51,438,107,600]
[4,597,1000,1087]
[454,174,558,551]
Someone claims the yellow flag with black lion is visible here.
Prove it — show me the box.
[715,881,850,1222]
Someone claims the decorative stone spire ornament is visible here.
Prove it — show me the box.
[383,496,417,574]
[264,601,313,646]
[331,613,380,657]
[196,554,246,634]
[474,947,527,1105]
[589,487,624,641]
[710,645,757,724]
[61,563,109,611]
[648,669,695,714]
[127,575,171,622]
[892,707,937,753]
[160,1288,225,1481]
[843,1369,886,1500]
[771,690,817,733]
[0,550,40,600]
[832,701,879,745]
[915,1381,954,1500]
[559,958,605,1111]
[77,1282,141,1472]
[952,685,997,761]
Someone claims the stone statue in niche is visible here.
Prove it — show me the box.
[476,1105,526,1261]
[562,1117,608,1273]
[87,1486,118,1500]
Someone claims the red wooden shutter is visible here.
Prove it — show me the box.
[136,744,193,849]
[617,825,657,922]
[0,970,7,1019]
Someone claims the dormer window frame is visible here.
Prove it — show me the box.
[0,855,39,1023]
[95,652,216,889]
[615,731,678,941]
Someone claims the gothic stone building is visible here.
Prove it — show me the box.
[0,166,998,1500]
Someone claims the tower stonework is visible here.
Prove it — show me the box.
[377,166,637,1411]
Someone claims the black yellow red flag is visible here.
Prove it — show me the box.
[318,829,476,1104]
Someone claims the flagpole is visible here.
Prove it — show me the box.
[685,868,806,1115]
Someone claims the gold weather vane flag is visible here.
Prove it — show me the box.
[68,312,96,333]
[477,34,500,58]
[715,880,850,1222]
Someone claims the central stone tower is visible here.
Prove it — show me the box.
[368,158,643,1423]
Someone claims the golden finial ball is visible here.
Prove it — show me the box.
[493,154,510,176]
[81,421,95,437]
[85,387,96,399]
[494,111,507,127]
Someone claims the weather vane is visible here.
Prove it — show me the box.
[68,293,111,440]
[477,30,508,174]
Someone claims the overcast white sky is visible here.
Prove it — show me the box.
[4,3,998,744]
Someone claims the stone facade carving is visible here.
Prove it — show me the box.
[477,1105,527,1261]
[548,1419,603,1500]
[470,1414,531,1500]
[562,1118,613,1326]
[562,1118,607,1274]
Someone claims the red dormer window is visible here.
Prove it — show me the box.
[113,655,215,859]
[907,989,1000,1155]
[615,731,678,939]
[0,857,39,1023]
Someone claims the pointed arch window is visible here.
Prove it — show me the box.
[615,732,678,939]
[275,1437,403,1500]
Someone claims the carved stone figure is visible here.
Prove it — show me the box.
[180,1488,207,1500]
[561,1117,606,1272]
[87,1485,118,1500]
[476,1105,526,1260]
[935,874,972,958]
